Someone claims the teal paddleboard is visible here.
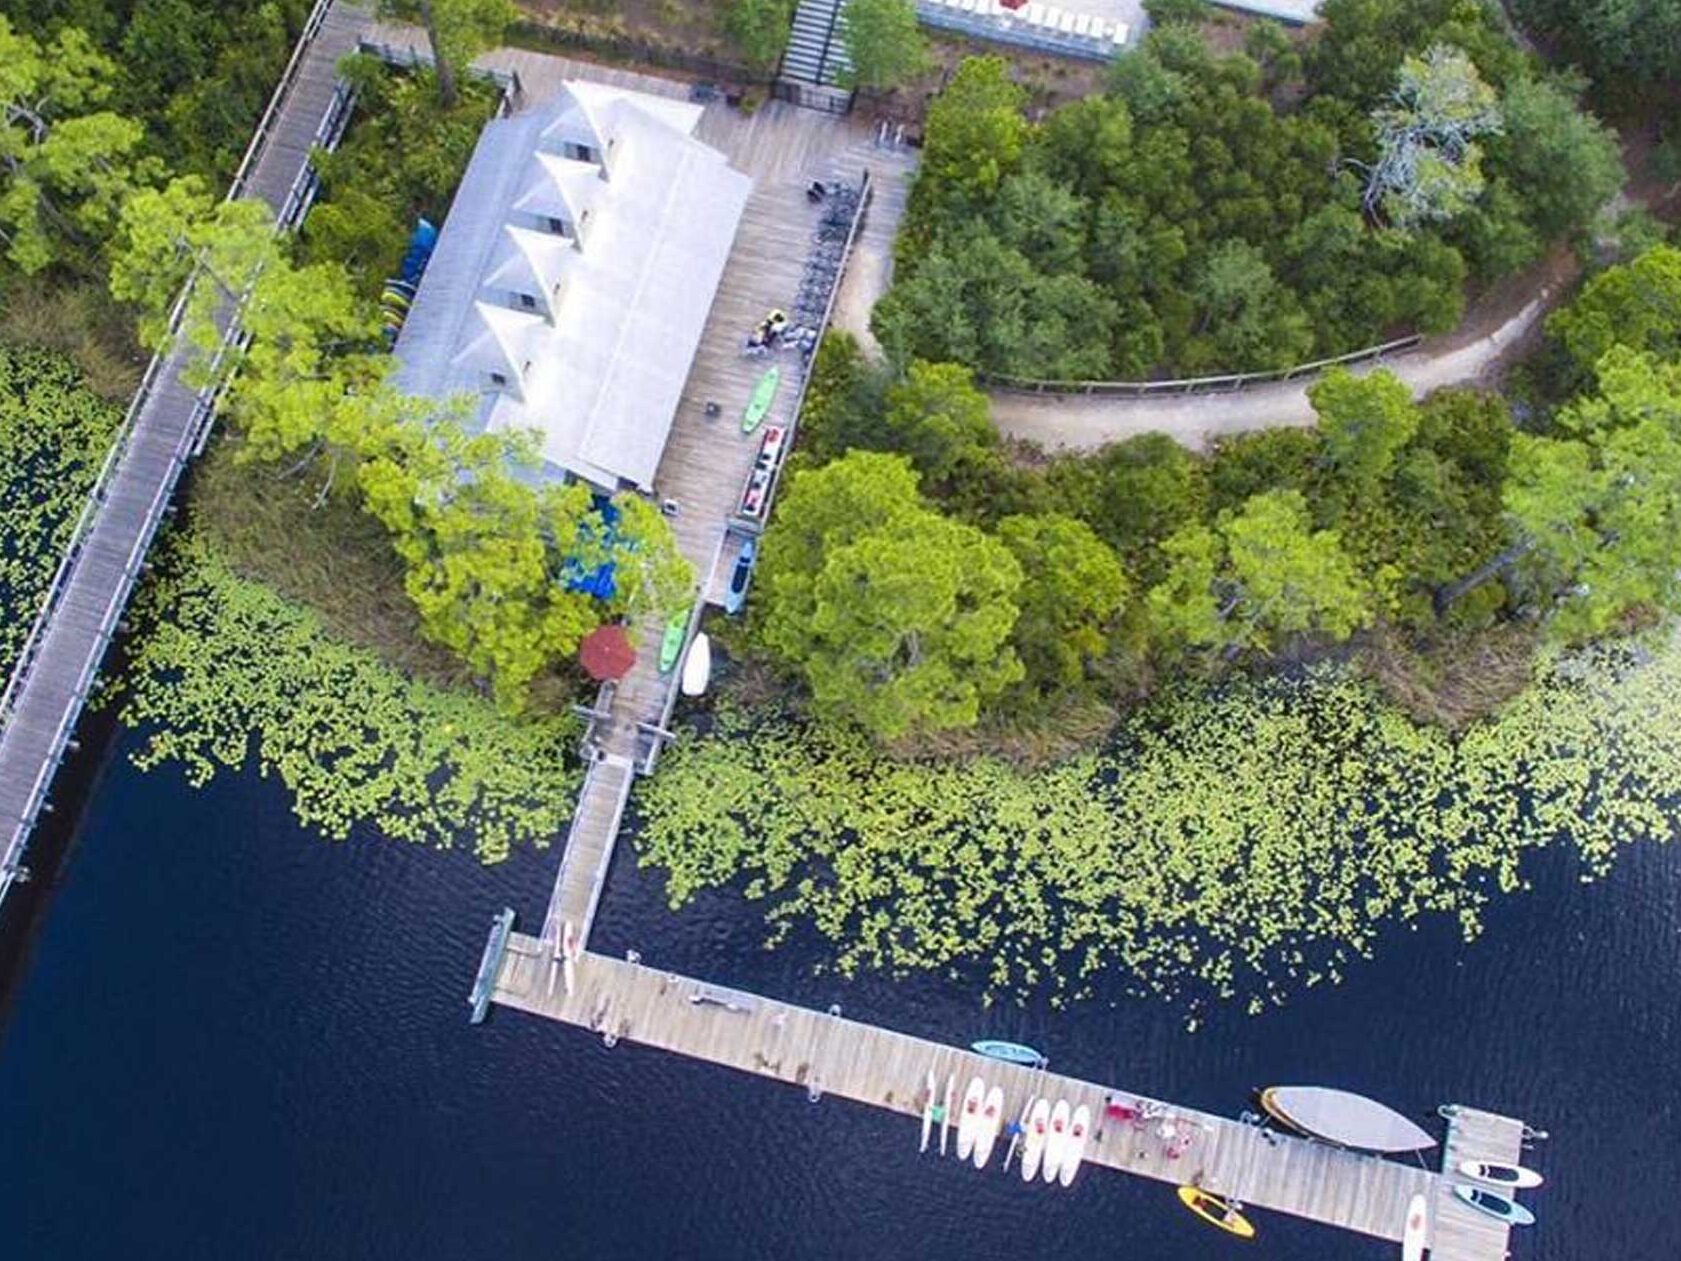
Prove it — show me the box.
[742,366,780,433]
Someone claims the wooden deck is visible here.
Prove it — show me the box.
[492,935,1528,1257]
[0,0,369,908]
[1433,1106,1526,1261]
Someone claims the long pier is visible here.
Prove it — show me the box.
[488,933,1528,1259]
[0,0,367,908]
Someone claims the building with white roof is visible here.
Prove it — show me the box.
[393,81,752,492]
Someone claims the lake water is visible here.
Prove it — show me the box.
[0,723,1676,1260]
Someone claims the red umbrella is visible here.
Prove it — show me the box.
[579,623,636,681]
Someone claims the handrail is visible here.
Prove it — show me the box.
[979,334,1424,398]
[0,0,353,895]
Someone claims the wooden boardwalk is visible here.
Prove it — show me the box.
[0,0,368,907]
[491,934,1528,1257]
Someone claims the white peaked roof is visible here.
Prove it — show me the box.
[392,81,751,491]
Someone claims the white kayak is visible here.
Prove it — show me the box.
[1059,1103,1090,1188]
[1402,1192,1428,1261]
[955,1077,985,1162]
[1042,1099,1072,1183]
[972,1085,1005,1170]
[1020,1099,1050,1182]
[940,1074,955,1156]
[680,631,712,696]
[1458,1159,1544,1190]
[920,1068,936,1153]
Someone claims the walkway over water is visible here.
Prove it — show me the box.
[486,932,1526,1260]
[0,0,367,908]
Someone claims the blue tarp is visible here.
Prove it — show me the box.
[560,495,620,600]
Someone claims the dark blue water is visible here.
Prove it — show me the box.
[1,725,1676,1260]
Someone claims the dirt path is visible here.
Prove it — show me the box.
[992,250,1581,453]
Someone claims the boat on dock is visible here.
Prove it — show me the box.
[1042,1099,1071,1183]
[1259,1086,1437,1153]
[971,1039,1043,1067]
[1458,1159,1543,1189]
[1452,1185,1535,1227]
[1402,1193,1428,1261]
[658,608,689,673]
[920,1068,935,1153]
[680,632,712,697]
[972,1085,1005,1170]
[1020,1099,1050,1182]
[1059,1103,1090,1188]
[741,366,780,432]
[1177,1187,1256,1239]
[940,1074,954,1156]
[956,1077,985,1162]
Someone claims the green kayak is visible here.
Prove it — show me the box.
[741,366,780,433]
[659,607,690,673]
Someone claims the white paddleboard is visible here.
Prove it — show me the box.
[920,1068,935,1153]
[1458,1159,1544,1190]
[561,920,579,996]
[972,1086,1005,1170]
[940,1074,955,1156]
[1402,1192,1428,1261]
[956,1077,985,1162]
[1043,1099,1071,1183]
[1020,1099,1050,1182]
[1059,1103,1090,1188]
[680,632,712,697]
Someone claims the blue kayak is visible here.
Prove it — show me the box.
[972,1040,1044,1067]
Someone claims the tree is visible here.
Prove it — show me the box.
[1506,348,1681,639]
[1362,45,1502,228]
[377,0,512,106]
[917,57,1027,207]
[758,451,1023,739]
[725,0,796,73]
[1149,490,1371,654]
[838,0,931,93]
[1185,240,1314,372]
[1546,244,1681,376]
[1310,366,1419,488]
[1489,74,1622,242]
[997,513,1130,692]
[1510,0,1681,103]
[1050,432,1207,580]
[880,360,998,491]
[0,15,158,273]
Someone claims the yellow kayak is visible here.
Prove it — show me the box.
[1177,1186,1257,1239]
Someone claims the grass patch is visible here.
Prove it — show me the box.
[0,276,145,402]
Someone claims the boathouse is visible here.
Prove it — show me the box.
[392,80,751,492]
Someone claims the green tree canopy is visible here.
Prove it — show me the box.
[377,0,513,105]
[1487,74,1622,243]
[916,56,1027,208]
[838,0,930,92]
[724,0,797,72]
[880,359,998,491]
[997,512,1130,693]
[1310,366,1420,488]
[1546,245,1681,376]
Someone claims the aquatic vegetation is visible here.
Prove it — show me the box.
[110,533,580,862]
[0,345,121,679]
[633,638,1681,1011]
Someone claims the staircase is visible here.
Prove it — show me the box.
[780,0,852,87]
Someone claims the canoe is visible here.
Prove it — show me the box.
[920,1068,935,1154]
[1042,1099,1071,1184]
[741,366,780,433]
[972,1085,1005,1170]
[1452,1185,1535,1227]
[680,632,711,697]
[955,1077,985,1162]
[1259,1086,1436,1153]
[1402,1192,1428,1261]
[1458,1159,1544,1190]
[1059,1103,1090,1188]
[972,1040,1043,1066]
[658,608,689,673]
[1177,1187,1256,1239]
[1020,1099,1050,1182]
[940,1074,955,1157]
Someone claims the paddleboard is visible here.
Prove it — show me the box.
[1402,1192,1428,1261]
[940,1074,954,1156]
[1177,1187,1257,1239]
[742,366,780,433]
[658,608,689,673]
[1458,1159,1544,1190]
[1043,1099,1071,1183]
[561,920,579,996]
[680,632,712,697]
[955,1077,985,1162]
[1452,1185,1535,1227]
[1020,1099,1050,1182]
[1059,1103,1090,1188]
[971,1039,1042,1066]
[972,1086,1004,1170]
[920,1068,935,1153]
